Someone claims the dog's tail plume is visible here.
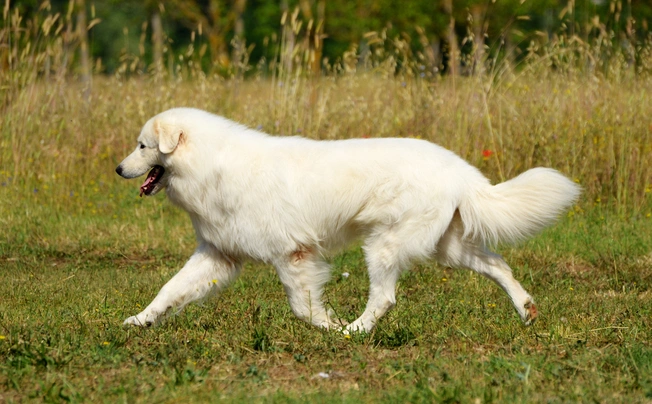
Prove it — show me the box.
[458,167,581,246]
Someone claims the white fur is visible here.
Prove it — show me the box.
[116,108,581,332]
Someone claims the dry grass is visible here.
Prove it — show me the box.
[3,71,652,217]
[2,5,651,215]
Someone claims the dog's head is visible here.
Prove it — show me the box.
[115,110,185,197]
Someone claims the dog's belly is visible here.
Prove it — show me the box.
[188,210,311,262]
[187,204,367,263]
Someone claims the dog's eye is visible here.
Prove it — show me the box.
[139,144,146,149]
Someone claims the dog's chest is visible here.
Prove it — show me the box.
[183,196,295,261]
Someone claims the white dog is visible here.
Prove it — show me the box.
[116,107,580,332]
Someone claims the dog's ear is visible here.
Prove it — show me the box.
[154,119,183,154]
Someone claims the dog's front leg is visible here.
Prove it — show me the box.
[123,243,241,327]
[273,247,346,330]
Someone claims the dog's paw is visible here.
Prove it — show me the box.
[344,320,373,334]
[123,314,155,328]
[315,318,349,331]
[523,300,538,326]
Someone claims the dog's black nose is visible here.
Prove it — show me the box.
[115,165,123,176]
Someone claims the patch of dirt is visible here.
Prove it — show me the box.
[556,257,594,276]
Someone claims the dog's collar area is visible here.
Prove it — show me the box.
[140,165,165,197]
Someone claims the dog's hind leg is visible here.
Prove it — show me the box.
[345,237,401,333]
[347,208,457,333]
[274,246,344,329]
[123,242,241,327]
[435,212,538,325]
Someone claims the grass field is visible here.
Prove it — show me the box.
[2,12,652,402]
[2,195,652,403]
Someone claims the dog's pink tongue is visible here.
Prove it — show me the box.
[139,174,155,197]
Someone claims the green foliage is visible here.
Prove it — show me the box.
[7,0,652,74]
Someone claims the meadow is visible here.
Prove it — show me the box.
[2,10,652,402]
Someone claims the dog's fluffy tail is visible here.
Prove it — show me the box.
[458,167,581,245]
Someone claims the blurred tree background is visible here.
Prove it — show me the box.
[6,0,652,75]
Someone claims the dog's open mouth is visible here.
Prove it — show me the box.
[140,165,165,197]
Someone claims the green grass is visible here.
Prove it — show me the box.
[1,175,651,402]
